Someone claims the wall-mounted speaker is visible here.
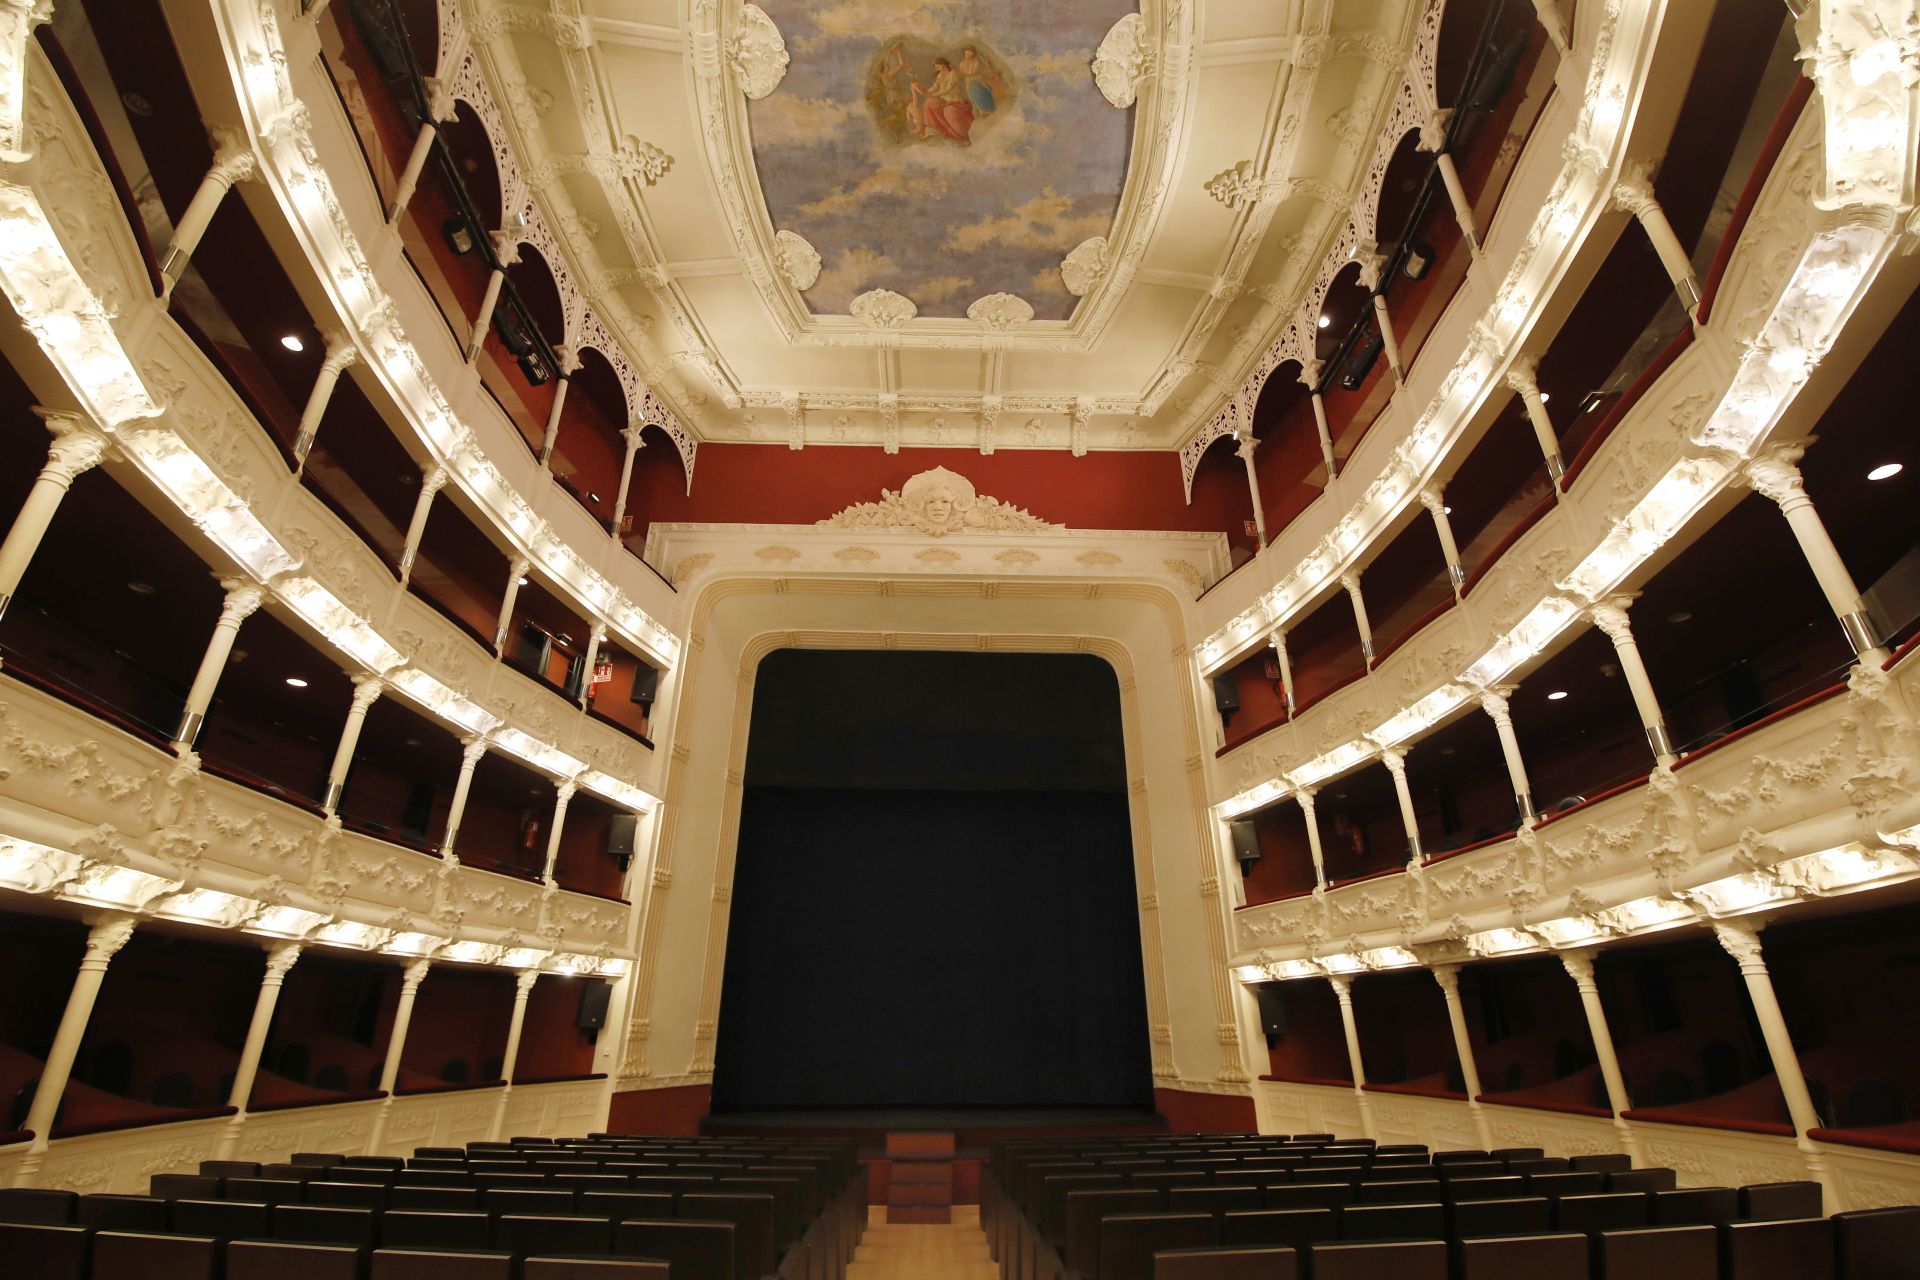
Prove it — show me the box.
[1212,675,1241,723]
[606,814,638,871]
[1229,819,1260,870]
[577,980,612,1032]
[630,663,660,710]
[1254,983,1290,1045]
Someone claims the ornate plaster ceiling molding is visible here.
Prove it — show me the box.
[967,292,1035,331]
[1060,236,1111,297]
[727,3,790,100]
[772,229,821,290]
[818,468,1061,536]
[850,288,918,328]
[1092,12,1155,108]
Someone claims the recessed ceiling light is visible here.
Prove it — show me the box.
[1667,611,1693,624]
[126,581,156,595]
[403,737,422,747]
[1443,505,1453,515]
[588,492,602,503]
[1317,314,1331,329]
[516,575,530,586]
[1539,392,1550,402]
[285,677,309,688]
[1868,462,1903,481]
[1547,690,1569,701]
[280,334,305,353]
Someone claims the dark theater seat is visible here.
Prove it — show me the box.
[0,1220,89,1280]
[94,1230,221,1280]
[77,1193,169,1231]
[1739,1181,1825,1221]
[1721,1217,1836,1280]
[493,1212,614,1257]
[226,1237,366,1280]
[1590,1224,1718,1280]
[371,1248,516,1280]
[1309,1238,1448,1280]
[0,1185,76,1222]
[1833,1206,1920,1279]
[1152,1244,1298,1279]
[1099,1212,1216,1280]
[1455,1232,1589,1279]
[523,1260,673,1279]
[614,1218,734,1280]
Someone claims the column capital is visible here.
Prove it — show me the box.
[1559,949,1599,989]
[1295,786,1318,811]
[1340,571,1363,597]
[1713,919,1768,972]
[1430,963,1462,996]
[490,229,523,266]
[1504,356,1541,396]
[262,940,303,982]
[1417,487,1446,516]
[1354,248,1388,292]
[1297,357,1324,388]
[318,329,359,375]
[1326,973,1355,1001]
[622,424,647,452]
[1417,107,1452,153]
[348,673,385,712]
[422,76,458,124]
[420,464,450,496]
[1478,686,1514,724]
[34,409,111,481]
[1588,594,1639,644]
[1743,442,1810,508]
[1610,162,1659,219]
[1235,434,1259,462]
[507,553,531,580]
[217,578,267,625]
[552,343,584,377]
[206,125,259,188]
[81,912,138,966]
[554,778,578,805]
[459,735,489,766]
[513,968,541,996]
[1378,747,1407,777]
[400,956,433,991]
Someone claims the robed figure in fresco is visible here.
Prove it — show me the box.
[867,38,1012,148]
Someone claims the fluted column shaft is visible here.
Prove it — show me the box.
[396,464,448,588]
[1613,167,1700,312]
[488,969,542,1140]
[293,332,358,475]
[215,942,303,1158]
[1269,632,1296,717]
[610,426,645,538]
[387,79,455,224]
[1506,359,1566,484]
[0,413,108,620]
[1479,687,1538,825]
[365,957,432,1155]
[1300,360,1338,479]
[440,737,489,856]
[1328,975,1376,1138]
[1380,749,1423,863]
[538,345,582,466]
[467,232,521,363]
[1298,788,1328,889]
[1745,445,1887,661]
[541,782,577,882]
[323,676,384,814]
[1433,964,1494,1148]
[161,130,256,298]
[1361,256,1406,384]
[1419,488,1466,596]
[494,555,531,656]
[174,579,266,750]
[1589,596,1675,764]
[1342,573,1376,666]
[1561,950,1641,1159]
[1238,436,1267,544]
[15,915,137,1178]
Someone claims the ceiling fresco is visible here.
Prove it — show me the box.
[744,0,1137,320]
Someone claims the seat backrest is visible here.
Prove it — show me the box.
[1098,1212,1216,1280]
[1357,1179,1440,1204]
[390,1186,481,1212]
[291,1153,347,1168]
[1337,1201,1445,1241]
[483,1188,576,1215]
[1455,1232,1588,1279]
[1436,1162,1505,1181]
[378,1210,493,1250]
[274,1203,378,1248]
[1449,1196,1552,1238]
[305,1181,389,1210]
[580,1191,676,1222]
[1167,1185,1262,1217]
[1554,1192,1650,1234]
[0,1220,89,1280]
[1066,1188,1164,1275]
[1310,1238,1447,1280]
[1531,1171,1605,1197]
[1446,1176,1526,1202]
[201,1161,263,1179]
[1218,1207,1336,1250]
[715,1177,798,1249]
[1041,1172,1125,1239]
[1591,1224,1717,1279]
[1263,1182,1353,1211]
[226,1177,303,1205]
[1607,1169,1678,1194]
[1721,1217,1836,1280]
[1833,1206,1920,1280]
[678,1192,775,1280]
[172,1197,272,1240]
[1151,1245,1298,1280]
[78,1194,170,1231]
[370,1247,515,1279]
[1738,1181,1824,1221]
[93,1230,221,1280]
[1570,1154,1633,1174]
[523,1260,672,1279]
[1507,1157,1572,1176]
[1651,1187,1738,1227]
[262,1165,318,1184]
[150,1174,223,1201]
[226,1238,365,1280]
[0,1186,76,1223]
[613,1219,734,1280]
[492,1213,613,1257]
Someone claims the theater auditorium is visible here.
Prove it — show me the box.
[0,0,1917,1276]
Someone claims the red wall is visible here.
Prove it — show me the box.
[1154,1087,1257,1134]
[607,1083,713,1136]
[512,977,601,1082]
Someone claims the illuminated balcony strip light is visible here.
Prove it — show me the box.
[218,0,679,670]
[1196,2,1656,675]
[0,169,659,817]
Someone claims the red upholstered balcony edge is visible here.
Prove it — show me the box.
[199,755,328,818]
[1259,1074,1356,1090]
[1363,1082,1470,1101]
[0,661,177,755]
[585,705,655,751]
[394,1080,507,1098]
[1218,708,1289,757]
[1478,1097,1612,1119]
[1535,772,1656,829]
[337,816,443,859]
[1561,325,1695,490]
[52,1105,237,1140]
[458,857,545,886]
[1197,552,1263,604]
[1235,886,1314,911]
[1291,662,1370,724]
[510,1073,609,1087]
[1887,630,1920,669]
[1696,77,1814,326]
[1620,1108,1795,1138]
[247,1090,387,1114]
[1673,681,1849,769]
[0,1129,30,1146]
[1423,827,1524,865]
[1808,1125,1920,1157]
[1460,494,1556,598]
[556,884,630,905]
[1371,596,1459,670]
[1327,864,1407,891]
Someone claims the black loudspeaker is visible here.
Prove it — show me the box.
[1229,819,1261,870]
[577,980,612,1032]
[1254,984,1290,1045]
[1340,331,1384,390]
[630,663,660,710]
[607,814,638,872]
[1212,675,1241,721]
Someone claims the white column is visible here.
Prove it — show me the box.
[1612,165,1701,314]
[609,426,645,538]
[1379,748,1423,863]
[395,464,448,588]
[467,232,522,363]
[1432,964,1494,1148]
[1342,572,1376,666]
[1713,921,1838,1206]
[215,941,303,1159]
[13,915,138,1183]
[1560,950,1642,1160]
[439,736,489,857]
[1297,788,1328,889]
[386,79,455,224]
[1745,444,1888,662]
[322,675,384,814]
[0,412,109,620]
[1237,435,1267,544]
[1530,0,1573,58]
[1269,632,1296,717]
[493,555,531,655]
[173,578,266,750]
[1357,250,1405,383]
[1589,595,1676,765]
[160,128,256,299]
[541,781,576,882]
[537,345,583,466]
[365,956,433,1155]
[1299,359,1338,479]
[1327,975,1377,1138]
[1505,358,1566,484]
[1479,686,1539,826]
[488,969,542,1140]
[576,624,607,708]
[292,330,358,476]
[1418,111,1482,257]
[1418,487,1466,598]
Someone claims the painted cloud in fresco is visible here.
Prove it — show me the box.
[746,0,1135,320]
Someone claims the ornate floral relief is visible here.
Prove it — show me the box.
[967,292,1035,330]
[1060,236,1111,296]
[849,288,918,328]
[729,4,791,100]
[819,467,1060,537]
[1092,12,1153,109]
[772,229,821,290]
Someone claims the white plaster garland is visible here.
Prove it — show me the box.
[1092,12,1154,109]
[727,3,790,101]
[817,467,1061,537]
[772,229,821,290]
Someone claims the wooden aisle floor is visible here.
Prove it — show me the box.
[845,1205,999,1279]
